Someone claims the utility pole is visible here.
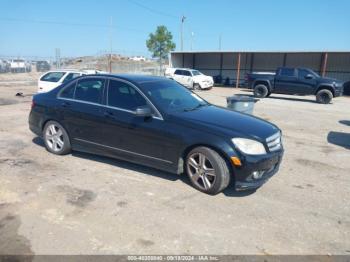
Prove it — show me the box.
[190,32,194,51]
[321,52,328,77]
[236,53,241,89]
[109,16,113,73]
[55,48,61,69]
[181,15,186,51]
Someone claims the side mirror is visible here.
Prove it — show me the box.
[305,74,314,79]
[135,106,152,117]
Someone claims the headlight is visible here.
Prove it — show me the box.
[333,82,342,87]
[232,138,266,155]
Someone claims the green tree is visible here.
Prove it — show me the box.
[146,25,176,71]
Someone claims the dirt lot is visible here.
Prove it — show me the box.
[0,72,349,255]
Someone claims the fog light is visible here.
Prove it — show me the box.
[252,171,264,180]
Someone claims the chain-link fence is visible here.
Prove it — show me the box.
[0,53,167,76]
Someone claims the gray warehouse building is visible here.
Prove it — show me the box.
[170,51,350,87]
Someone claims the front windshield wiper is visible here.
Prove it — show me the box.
[183,103,208,112]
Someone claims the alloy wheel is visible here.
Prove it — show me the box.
[187,152,216,190]
[45,124,64,152]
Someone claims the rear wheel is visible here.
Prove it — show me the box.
[254,84,269,98]
[316,89,333,104]
[186,147,230,195]
[43,121,71,155]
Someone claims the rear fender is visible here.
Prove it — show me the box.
[253,79,271,90]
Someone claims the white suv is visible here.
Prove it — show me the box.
[38,70,87,93]
[165,68,214,90]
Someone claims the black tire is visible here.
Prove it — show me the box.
[193,83,201,90]
[43,121,71,155]
[185,146,230,195]
[316,89,333,104]
[254,84,269,98]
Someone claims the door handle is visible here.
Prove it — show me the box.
[103,111,114,118]
[61,101,71,108]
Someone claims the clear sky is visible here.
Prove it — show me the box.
[0,0,349,58]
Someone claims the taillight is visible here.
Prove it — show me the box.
[31,100,35,109]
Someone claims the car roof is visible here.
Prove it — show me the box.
[173,68,194,71]
[47,69,82,73]
[90,74,168,85]
[279,67,310,70]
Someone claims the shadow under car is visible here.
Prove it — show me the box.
[327,131,350,150]
[32,137,253,197]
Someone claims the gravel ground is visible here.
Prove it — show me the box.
[0,72,349,255]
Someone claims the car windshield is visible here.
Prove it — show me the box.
[308,69,320,78]
[140,80,209,113]
[191,70,202,76]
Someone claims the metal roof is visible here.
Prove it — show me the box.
[171,50,350,54]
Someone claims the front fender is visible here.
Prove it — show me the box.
[315,84,335,94]
[178,134,239,174]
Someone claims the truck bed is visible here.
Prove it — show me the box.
[246,72,275,89]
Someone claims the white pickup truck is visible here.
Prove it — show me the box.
[165,68,214,90]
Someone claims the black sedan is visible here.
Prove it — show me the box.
[29,74,283,195]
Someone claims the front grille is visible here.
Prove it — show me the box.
[266,132,282,152]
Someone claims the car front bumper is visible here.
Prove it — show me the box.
[233,149,284,191]
[200,82,214,89]
[334,87,343,97]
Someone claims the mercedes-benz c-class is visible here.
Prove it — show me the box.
[29,74,283,194]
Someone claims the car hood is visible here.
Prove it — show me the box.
[319,77,343,84]
[171,105,280,141]
[193,75,213,81]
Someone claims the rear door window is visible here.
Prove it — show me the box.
[41,72,66,82]
[75,78,105,104]
[107,80,147,111]
[279,68,295,77]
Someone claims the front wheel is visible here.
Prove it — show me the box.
[43,121,71,155]
[186,147,230,195]
[193,83,201,90]
[316,89,333,104]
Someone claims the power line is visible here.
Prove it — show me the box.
[0,17,147,33]
[128,0,177,19]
